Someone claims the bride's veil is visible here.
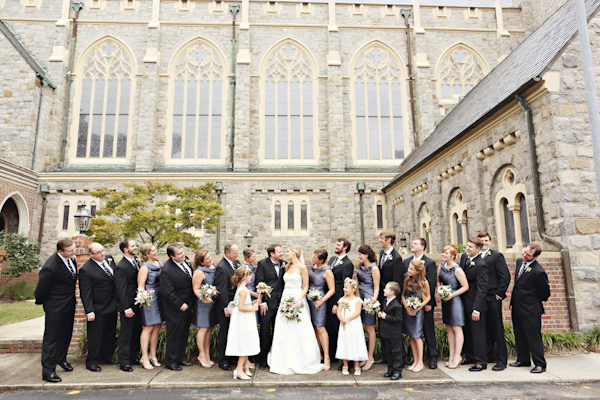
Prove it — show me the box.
[299,253,306,267]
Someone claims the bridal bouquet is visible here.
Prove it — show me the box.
[307,289,323,308]
[256,282,273,298]
[280,296,302,322]
[198,284,219,303]
[405,296,423,310]
[134,288,155,308]
[436,285,453,301]
[362,297,381,315]
[340,300,351,329]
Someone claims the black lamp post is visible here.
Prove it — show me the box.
[244,229,254,248]
[399,231,411,249]
[73,203,92,236]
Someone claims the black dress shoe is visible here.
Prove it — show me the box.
[42,373,61,383]
[492,363,506,371]
[383,370,393,378]
[178,360,193,367]
[120,364,133,372]
[509,361,531,367]
[461,358,473,365]
[259,362,267,370]
[428,361,438,369]
[87,365,102,372]
[530,366,546,373]
[374,358,387,364]
[165,364,182,371]
[58,361,73,372]
[469,364,486,372]
[390,373,402,380]
[219,364,231,371]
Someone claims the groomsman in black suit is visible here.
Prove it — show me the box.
[214,242,240,371]
[79,243,118,372]
[510,244,551,373]
[378,282,404,380]
[326,237,354,366]
[460,237,489,371]
[161,243,195,370]
[478,232,510,371]
[375,230,402,365]
[34,238,77,382]
[403,238,438,369]
[255,243,286,369]
[115,238,141,371]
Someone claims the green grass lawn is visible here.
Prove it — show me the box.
[0,301,45,325]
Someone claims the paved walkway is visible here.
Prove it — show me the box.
[0,317,44,344]
[0,352,598,391]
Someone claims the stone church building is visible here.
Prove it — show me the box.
[1,0,600,330]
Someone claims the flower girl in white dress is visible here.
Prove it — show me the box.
[225,266,261,379]
[336,277,368,375]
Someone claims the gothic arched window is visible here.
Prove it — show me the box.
[261,39,318,164]
[167,38,227,163]
[351,42,407,163]
[437,43,488,104]
[73,37,135,162]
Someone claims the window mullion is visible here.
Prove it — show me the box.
[195,74,201,159]
[99,75,109,157]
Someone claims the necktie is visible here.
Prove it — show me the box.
[67,259,76,279]
[101,261,113,279]
[132,258,139,271]
[181,263,192,280]
[331,256,338,267]
[381,253,388,265]
[517,262,527,280]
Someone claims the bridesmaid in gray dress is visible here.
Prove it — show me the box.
[356,245,380,371]
[192,250,218,368]
[137,244,163,370]
[308,249,335,371]
[437,244,469,369]
[401,259,431,373]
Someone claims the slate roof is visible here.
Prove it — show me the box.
[385,0,600,190]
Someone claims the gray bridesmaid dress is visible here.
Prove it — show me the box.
[308,264,330,327]
[193,265,217,328]
[357,262,376,325]
[438,263,465,326]
[141,261,163,326]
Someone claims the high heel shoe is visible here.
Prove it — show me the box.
[341,366,349,376]
[362,359,374,371]
[243,366,252,377]
[233,370,251,380]
[141,359,154,370]
[208,360,215,366]
[199,359,212,368]
[150,357,161,367]
[407,365,414,371]
[323,359,331,371]
[412,365,424,373]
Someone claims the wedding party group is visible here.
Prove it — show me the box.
[33,231,551,383]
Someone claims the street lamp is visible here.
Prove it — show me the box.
[73,203,92,236]
[398,231,411,249]
[357,182,366,245]
[215,182,224,254]
[244,229,254,248]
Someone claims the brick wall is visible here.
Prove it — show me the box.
[0,179,36,237]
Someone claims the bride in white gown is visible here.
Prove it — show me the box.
[267,245,324,375]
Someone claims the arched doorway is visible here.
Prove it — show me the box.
[0,198,19,234]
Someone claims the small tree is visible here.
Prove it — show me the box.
[0,233,41,278]
[88,181,224,250]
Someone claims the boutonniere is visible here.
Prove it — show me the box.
[388,254,393,261]
[106,256,113,262]
[526,267,532,273]
[336,259,343,266]
[486,250,491,257]
[470,261,475,267]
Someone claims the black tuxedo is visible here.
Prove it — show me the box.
[460,253,489,366]
[510,259,550,368]
[481,249,510,365]
[403,255,437,363]
[161,258,194,366]
[378,249,403,302]
[379,297,404,374]
[79,257,118,367]
[325,254,354,361]
[115,256,141,367]
[255,257,286,365]
[214,256,240,366]
[34,253,77,377]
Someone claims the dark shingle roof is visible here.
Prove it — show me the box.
[386,0,600,189]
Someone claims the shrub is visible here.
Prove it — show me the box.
[0,279,36,300]
[0,233,41,278]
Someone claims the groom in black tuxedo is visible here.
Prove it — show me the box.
[255,243,286,369]
[326,237,354,365]
[214,242,240,371]
[460,237,489,371]
[510,244,551,373]
[78,242,117,372]
[34,238,77,382]
[115,238,141,371]
[161,243,195,370]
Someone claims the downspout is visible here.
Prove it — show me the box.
[516,95,579,332]
[37,194,48,253]
[31,78,48,170]
[58,1,84,170]
[357,183,366,245]
[228,5,240,171]
[401,9,419,148]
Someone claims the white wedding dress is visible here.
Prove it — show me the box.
[267,272,324,375]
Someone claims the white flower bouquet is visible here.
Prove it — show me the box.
[256,282,273,298]
[405,296,423,310]
[307,289,323,308]
[436,284,453,301]
[280,296,301,322]
[134,288,155,308]
[362,297,381,315]
[198,284,219,303]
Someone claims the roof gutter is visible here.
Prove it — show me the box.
[516,94,579,332]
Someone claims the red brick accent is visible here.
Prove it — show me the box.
[0,343,43,353]
[70,235,92,353]
[0,179,36,238]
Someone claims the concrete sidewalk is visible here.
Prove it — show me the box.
[0,352,598,392]
[0,317,44,344]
